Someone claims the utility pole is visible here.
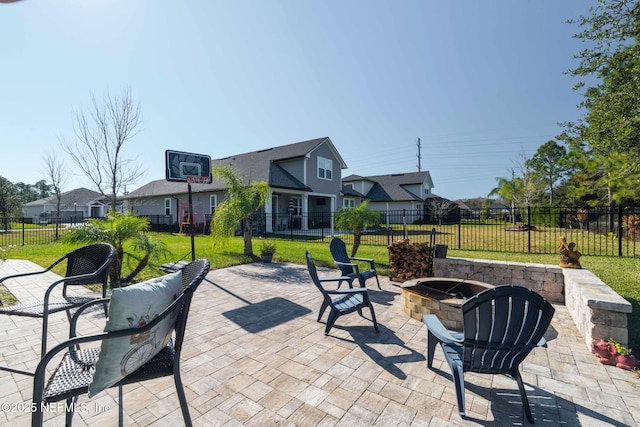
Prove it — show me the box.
[416,137,422,172]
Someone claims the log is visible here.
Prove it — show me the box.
[388,238,434,282]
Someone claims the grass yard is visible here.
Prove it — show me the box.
[2,233,640,351]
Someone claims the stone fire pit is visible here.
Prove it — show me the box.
[401,278,494,330]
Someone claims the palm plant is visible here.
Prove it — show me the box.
[334,200,381,257]
[65,211,167,285]
[211,165,269,256]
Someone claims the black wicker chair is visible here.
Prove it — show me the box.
[423,285,555,424]
[329,237,381,289]
[0,243,115,373]
[306,251,379,336]
[31,258,210,427]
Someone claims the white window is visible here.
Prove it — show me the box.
[290,197,302,216]
[210,195,217,214]
[318,157,333,180]
[164,198,171,215]
[343,198,355,209]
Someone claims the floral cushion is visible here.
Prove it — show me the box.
[88,271,182,398]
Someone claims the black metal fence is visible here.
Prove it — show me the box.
[252,205,640,257]
[4,205,640,257]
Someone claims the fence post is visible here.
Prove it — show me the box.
[22,217,25,246]
[618,205,623,257]
[527,205,531,253]
[457,207,461,250]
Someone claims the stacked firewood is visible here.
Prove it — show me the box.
[388,239,433,282]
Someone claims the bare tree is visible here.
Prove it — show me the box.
[61,87,144,211]
[43,151,67,238]
[428,198,455,225]
[42,152,67,217]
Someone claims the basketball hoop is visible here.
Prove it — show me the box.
[186,175,211,185]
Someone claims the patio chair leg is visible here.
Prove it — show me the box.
[119,385,124,427]
[512,368,534,424]
[426,331,438,368]
[318,301,329,322]
[369,303,379,332]
[173,363,193,427]
[65,397,76,426]
[325,310,339,335]
[452,364,466,418]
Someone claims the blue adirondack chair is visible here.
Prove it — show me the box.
[423,285,555,424]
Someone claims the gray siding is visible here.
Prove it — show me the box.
[306,143,342,195]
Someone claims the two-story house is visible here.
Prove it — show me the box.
[342,172,437,224]
[124,137,348,232]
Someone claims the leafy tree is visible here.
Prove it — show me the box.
[14,182,40,203]
[211,165,269,257]
[0,177,21,231]
[526,140,568,205]
[65,211,167,285]
[34,180,52,199]
[489,176,521,225]
[61,87,144,211]
[562,0,640,203]
[334,200,381,257]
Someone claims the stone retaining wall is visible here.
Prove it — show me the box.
[433,257,632,348]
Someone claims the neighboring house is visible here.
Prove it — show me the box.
[342,172,439,224]
[124,137,348,232]
[22,188,109,222]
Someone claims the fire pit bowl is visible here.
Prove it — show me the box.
[401,278,494,330]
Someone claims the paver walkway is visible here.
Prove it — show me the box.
[0,259,638,426]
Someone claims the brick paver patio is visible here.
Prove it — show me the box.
[0,259,638,426]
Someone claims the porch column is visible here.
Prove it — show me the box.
[302,195,308,231]
[265,190,273,233]
[330,196,335,237]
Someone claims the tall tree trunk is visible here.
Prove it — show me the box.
[243,217,253,256]
[110,247,124,285]
[351,230,362,257]
[124,253,150,283]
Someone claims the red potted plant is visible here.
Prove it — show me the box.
[609,339,638,371]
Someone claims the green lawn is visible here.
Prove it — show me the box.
[3,233,639,351]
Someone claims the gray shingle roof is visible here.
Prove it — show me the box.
[24,187,104,207]
[127,137,339,198]
[343,172,433,202]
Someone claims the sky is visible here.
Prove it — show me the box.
[1,0,594,200]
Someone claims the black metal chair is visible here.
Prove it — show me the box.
[423,285,555,424]
[329,237,381,289]
[306,251,379,336]
[0,243,115,373]
[31,258,210,427]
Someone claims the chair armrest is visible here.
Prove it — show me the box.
[318,276,354,284]
[350,257,374,263]
[326,288,368,295]
[69,298,110,338]
[0,269,47,283]
[351,257,376,269]
[334,261,361,274]
[422,314,462,345]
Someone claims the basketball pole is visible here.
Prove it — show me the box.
[188,182,195,261]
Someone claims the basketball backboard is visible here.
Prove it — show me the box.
[165,150,212,183]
